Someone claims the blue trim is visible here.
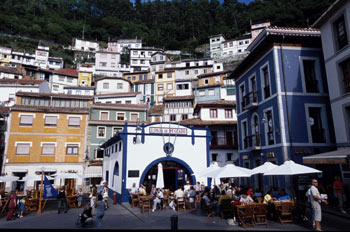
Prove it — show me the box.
[206,126,212,187]
[141,123,145,144]
[138,157,197,190]
[191,126,195,145]
[128,122,208,131]
[120,122,129,203]
[125,133,208,138]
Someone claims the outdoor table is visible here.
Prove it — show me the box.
[140,195,153,213]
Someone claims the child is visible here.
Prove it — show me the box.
[18,198,25,218]
[77,188,83,208]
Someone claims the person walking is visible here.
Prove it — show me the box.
[57,187,68,214]
[77,188,83,208]
[333,176,347,214]
[95,194,105,229]
[308,179,327,231]
[6,190,18,220]
[102,183,109,209]
[90,184,97,216]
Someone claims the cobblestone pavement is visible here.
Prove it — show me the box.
[0,199,348,230]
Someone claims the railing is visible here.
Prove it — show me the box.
[311,128,325,143]
[211,136,237,149]
[242,91,258,110]
[244,134,261,150]
[306,80,319,93]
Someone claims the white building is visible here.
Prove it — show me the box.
[95,50,122,77]
[34,46,49,69]
[175,79,192,96]
[50,69,79,93]
[221,35,251,58]
[101,122,210,203]
[130,47,163,72]
[94,92,143,104]
[163,95,195,122]
[304,0,350,183]
[0,66,23,79]
[220,78,236,102]
[72,38,100,52]
[63,86,95,96]
[94,77,133,95]
[209,34,226,59]
[10,51,36,67]
[48,57,64,70]
[116,39,142,53]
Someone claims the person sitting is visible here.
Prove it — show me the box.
[254,188,262,197]
[130,183,139,194]
[277,189,291,201]
[202,191,219,216]
[184,181,191,194]
[152,188,164,212]
[174,186,185,201]
[239,193,254,204]
[80,205,93,226]
[263,190,276,220]
[195,182,201,192]
[272,187,279,199]
[187,186,197,205]
[150,184,157,197]
[138,184,146,196]
[218,190,231,215]
[247,187,254,198]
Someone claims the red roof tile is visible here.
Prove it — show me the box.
[53,69,78,77]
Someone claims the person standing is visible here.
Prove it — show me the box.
[98,178,105,194]
[309,179,327,231]
[77,188,84,208]
[333,176,347,214]
[57,187,68,214]
[6,191,18,220]
[102,183,109,209]
[95,194,105,229]
[90,185,97,216]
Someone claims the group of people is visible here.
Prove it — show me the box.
[4,190,25,221]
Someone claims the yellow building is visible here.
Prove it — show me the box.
[154,70,176,105]
[197,70,232,88]
[3,92,93,192]
[123,71,150,83]
[78,71,93,86]
[0,47,12,66]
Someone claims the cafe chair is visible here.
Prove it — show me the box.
[130,193,139,208]
[67,196,77,208]
[176,198,186,211]
[256,197,263,204]
[277,202,294,224]
[25,197,39,212]
[137,194,143,208]
[220,199,234,219]
[200,199,215,217]
[237,204,256,228]
[254,203,268,225]
[162,192,169,208]
[141,198,151,213]
[187,196,196,210]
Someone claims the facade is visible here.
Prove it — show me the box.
[306,0,350,184]
[3,92,93,192]
[95,50,122,77]
[123,71,150,83]
[48,57,64,70]
[209,34,226,59]
[229,27,336,193]
[133,79,155,106]
[94,92,143,105]
[10,52,36,67]
[34,46,49,69]
[130,47,163,72]
[0,107,10,174]
[101,122,211,203]
[147,105,163,123]
[50,69,79,93]
[94,77,133,95]
[220,78,236,102]
[116,39,142,54]
[175,79,192,97]
[163,95,195,122]
[221,36,251,58]
[0,66,23,79]
[72,38,99,52]
[154,70,176,105]
[63,86,95,96]
[0,47,12,66]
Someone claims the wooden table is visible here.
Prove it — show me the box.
[139,195,153,213]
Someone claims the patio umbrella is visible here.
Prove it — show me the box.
[263,160,322,176]
[203,164,252,179]
[51,173,87,179]
[0,176,19,182]
[250,162,278,175]
[196,162,220,177]
[156,163,164,189]
[22,175,54,182]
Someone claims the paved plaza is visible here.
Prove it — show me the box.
[0,198,349,230]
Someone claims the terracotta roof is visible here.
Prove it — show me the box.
[148,105,163,115]
[180,118,236,126]
[0,78,45,85]
[0,106,10,114]
[0,66,22,75]
[53,69,78,77]
[197,70,232,79]
[11,105,90,114]
[15,91,94,100]
[92,103,148,110]
[163,95,195,101]
[194,100,236,114]
[95,91,141,97]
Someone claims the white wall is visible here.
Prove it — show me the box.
[95,94,143,104]
[0,85,40,106]
[51,74,79,93]
[200,107,237,121]
[95,79,132,94]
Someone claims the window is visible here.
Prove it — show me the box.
[211,153,218,162]
[224,43,227,48]
[227,88,236,96]
[225,109,233,118]
[170,114,176,121]
[68,117,80,127]
[199,90,205,96]
[341,58,350,93]
[302,60,319,93]
[132,76,136,80]
[130,113,138,121]
[103,83,109,89]
[97,127,106,137]
[100,112,109,120]
[113,127,122,136]
[181,114,188,120]
[59,76,65,82]
[16,143,30,155]
[158,96,163,103]
[66,144,79,155]
[167,83,173,90]
[309,107,325,143]
[215,76,220,83]
[238,49,242,53]
[208,89,215,96]
[133,51,138,55]
[239,41,243,45]
[261,65,271,99]
[334,15,348,50]
[117,113,125,121]
[99,62,107,67]
[194,70,198,74]
[111,62,115,68]
[185,71,189,75]
[210,109,217,118]
[239,84,245,111]
[125,100,131,104]
[117,83,123,89]
[44,116,58,127]
[226,153,233,161]
[42,143,55,155]
[245,40,249,44]
[20,115,33,126]
[158,84,164,91]
[158,74,163,79]
[204,79,209,85]
[166,73,172,78]
[265,110,275,145]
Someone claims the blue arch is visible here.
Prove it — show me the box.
[139,157,197,187]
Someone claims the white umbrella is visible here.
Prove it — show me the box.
[51,173,87,179]
[204,164,252,179]
[196,162,220,177]
[0,176,19,182]
[250,162,278,175]
[263,160,322,176]
[156,163,164,189]
[23,175,54,182]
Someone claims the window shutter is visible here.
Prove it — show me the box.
[16,144,30,155]
[42,144,55,155]
[20,115,33,125]
[45,116,57,126]
[100,112,108,120]
[69,117,80,126]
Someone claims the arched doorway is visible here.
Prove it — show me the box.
[139,157,196,192]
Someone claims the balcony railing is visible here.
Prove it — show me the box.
[244,134,261,150]
[211,136,237,149]
[242,91,258,110]
[306,80,319,93]
[312,128,325,143]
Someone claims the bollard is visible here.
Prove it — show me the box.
[113,192,117,204]
[170,215,178,230]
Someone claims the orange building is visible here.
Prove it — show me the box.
[3,92,93,192]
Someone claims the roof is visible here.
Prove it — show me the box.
[180,118,236,126]
[53,69,78,77]
[163,95,195,101]
[15,91,94,100]
[129,47,163,51]
[209,34,225,39]
[148,105,163,115]
[134,79,155,84]
[0,106,10,115]
[197,70,232,79]
[95,91,141,97]
[63,86,95,90]
[196,84,222,90]
[11,105,90,114]
[0,66,22,75]
[194,100,236,114]
[123,71,149,75]
[303,148,349,165]
[0,78,45,86]
[91,103,148,110]
[312,0,347,28]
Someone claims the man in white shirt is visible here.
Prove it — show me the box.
[309,179,326,231]
[194,182,201,191]
[239,193,254,204]
[130,183,138,194]
[184,181,191,194]
[152,188,164,212]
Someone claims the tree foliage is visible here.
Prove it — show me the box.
[0,0,333,53]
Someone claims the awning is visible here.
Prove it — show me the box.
[84,166,102,178]
[12,169,28,173]
[303,148,350,165]
[35,168,57,172]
